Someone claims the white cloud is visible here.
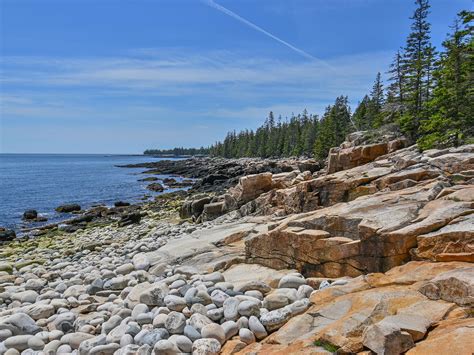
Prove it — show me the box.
[1,50,392,92]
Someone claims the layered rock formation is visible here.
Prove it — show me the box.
[1,133,472,355]
[231,261,473,354]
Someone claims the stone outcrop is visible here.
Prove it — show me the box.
[245,144,474,278]
[122,156,320,194]
[2,132,472,354]
[232,261,473,354]
[326,128,408,174]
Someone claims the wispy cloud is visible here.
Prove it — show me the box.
[1,50,390,92]
[201,0,330,68]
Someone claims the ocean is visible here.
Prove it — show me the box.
[0,154,181,231]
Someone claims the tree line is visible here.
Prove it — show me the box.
[145,1,472,159]
[144,147,209,156]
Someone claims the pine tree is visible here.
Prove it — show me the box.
[353,95,371,130]
[314,96,353,160]
[385,49,406,123]
[369,72,385,127]
[418,11,474,149]
[399,0,436,140]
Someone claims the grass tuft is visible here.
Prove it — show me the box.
[314,340,340,353]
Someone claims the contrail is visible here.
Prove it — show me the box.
[203,0,325,63]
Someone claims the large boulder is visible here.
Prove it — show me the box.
[147,182,164,192]
[0,228,16,242]
[55,204,81,213]
[22,210,38,220]
[326,128,408,174]
[418,267,474,306]
[229,172,273,205]
[118,212,142,227]
[201,202,226,222]
[180,195,212,219]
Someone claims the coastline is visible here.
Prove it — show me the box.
[0,154,186,236]
[0,141,473,354]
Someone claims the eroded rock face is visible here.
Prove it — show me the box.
[327,139,406,174]
[233,261,472,355]
[247,180,473,277]
[245,144,474,278]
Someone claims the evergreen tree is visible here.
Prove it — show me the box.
[314,96,353,159]
[369,72,385,127]
[399,0,436,139]
[352,95,372,130]
[385,49,406,123]
[418,11,474,149]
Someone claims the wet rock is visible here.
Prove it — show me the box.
[114,201,130,207]
[22,210,38,220]
[0,227,16,241]
[147,182,164,192]
[55,204,81,213]
[118,212,142,227]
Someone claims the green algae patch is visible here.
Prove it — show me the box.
[15,259,46,270]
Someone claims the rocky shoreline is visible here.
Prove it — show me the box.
[0,131,473,354]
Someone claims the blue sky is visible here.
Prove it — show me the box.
[0,0,470,153]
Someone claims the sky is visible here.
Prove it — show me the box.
[0,0,470,154]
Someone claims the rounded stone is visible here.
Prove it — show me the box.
[175,335,193,353]
[239,328,256,345]
[263,293,290,310]
[165,311,186,334]
[223,297,240,321]
[184,325,201,342]
[278,275,306,289]
[221,320,239,341]
[237,300,261,317]
[207,307,224,321]
[153,339,180,355]
[211,289,230,307]
[132,303,149,319]
[201,323,226,345]
[164,295,187,312]
[296,285,314,300]
[153,313,168,328]
[192,338,221,355]
[189,313,213,332]
[248,316,268,340]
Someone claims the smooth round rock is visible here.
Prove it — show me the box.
[165,311,186,334]
[192,338,221,355]
[221,320,239,341]
[249,316,268,340]
[173,335,193,353]
[153,313,168,328]
[237,300,260,317]
[201,323,226,345]
[223,297,240,321]
[263,293,290,311]
[184,325,201,342]
[278,275,306,289]
[153,339,180,355]
[164,295,187,312]
[239,328,256,344]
